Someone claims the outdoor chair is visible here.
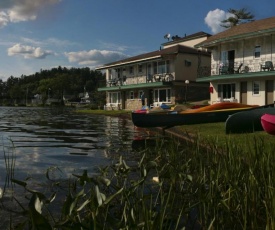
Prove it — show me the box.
[234,63,243,73]
[241,66,250,73]
[164,73,174,82]
[261,61,274,71]
[153,74,161,82]
[219,65,229,74]
[108,78,118,86]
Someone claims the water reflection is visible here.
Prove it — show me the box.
[0,107,154,185]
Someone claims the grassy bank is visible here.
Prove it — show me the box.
[174,122,275,151]
[76,108,275,149]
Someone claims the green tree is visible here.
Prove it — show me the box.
[51,73,70,104]
[1,66,104,105]
[221,8,254,28]
[9,84,24,104]
[37,78,55,104]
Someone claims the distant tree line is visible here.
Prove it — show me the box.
[0,66,106,106]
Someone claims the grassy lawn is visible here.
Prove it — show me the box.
[176,122,275,152]
[76,108,275,150]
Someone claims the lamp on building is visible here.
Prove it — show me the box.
[184,80,189,103]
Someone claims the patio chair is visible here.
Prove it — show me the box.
[241,66,250,73]
[108,78,118,86]
[219,65,229,74]
[234,63,243,73]
[261,61,274,71]
[153,74,161,82]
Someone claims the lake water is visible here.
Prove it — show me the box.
[0,107,154,187]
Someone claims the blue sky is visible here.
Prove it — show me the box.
[0,0,274,81]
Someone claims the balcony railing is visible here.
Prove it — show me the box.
[198,60,275,78]
[106,73,174,87]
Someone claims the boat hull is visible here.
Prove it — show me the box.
[261,114,275,135]
[225,106,275,134]
[131,107,253,128]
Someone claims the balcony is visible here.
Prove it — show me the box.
[106,73,174,87]
[197,60,275,82]
[98,73,174,92]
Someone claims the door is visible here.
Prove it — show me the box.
[228,50,235,73]
[146,64,152,82]
[121,91,126,109]
[148,89,154,106]
[265,80,274,104]
[240,82,247,104]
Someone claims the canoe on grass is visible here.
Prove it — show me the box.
[225,105,275,134]
[132,102,258,128]
[261,114,275,135]
[180,102,257,113]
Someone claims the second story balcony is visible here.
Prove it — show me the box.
[197,59,275,81]
[106,72,175,87]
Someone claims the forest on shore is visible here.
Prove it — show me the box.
[0,66,106,106]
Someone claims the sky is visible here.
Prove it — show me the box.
[0,0,274,81]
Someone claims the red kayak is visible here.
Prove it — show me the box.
[261,114,275,135]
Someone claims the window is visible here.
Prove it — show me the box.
[147,64,152,76]
[158,61,165,74]
[254,46,261,58]
[108,69,112,80]
[166,60,170,73]
[218,83,235,98]
[153,61,170,74]
[129,66,134,75]
[129,91,134,100]
[108,92,121,103]
[116,68,121,79]
[109,69,116,80]
[154,88,171,103]
[138,90,144,99]
[153,62,157,74]
[253,81,260,95]
[221,51,228,65]
[138,64,143,73]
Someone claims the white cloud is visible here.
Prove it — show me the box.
[205,9,233,34]
[0,11,9,27]
[20,37,44,47]
[65,50,129,67]
[20,37,78,49]
[99,41,130,52]
[7,43,54,59]
[0,0,61,27]
[46,37,79,47]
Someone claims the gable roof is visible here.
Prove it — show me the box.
[161,31,212,46]
[195,16,275,48]
[96,44,210,70]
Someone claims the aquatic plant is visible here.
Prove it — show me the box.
[1,137,16,193]
[1,135,274,229]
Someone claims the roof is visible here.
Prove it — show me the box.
[161,31,212,46]
[195,16,275,48]
[196,70,275,83]
[95,44,210,70]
